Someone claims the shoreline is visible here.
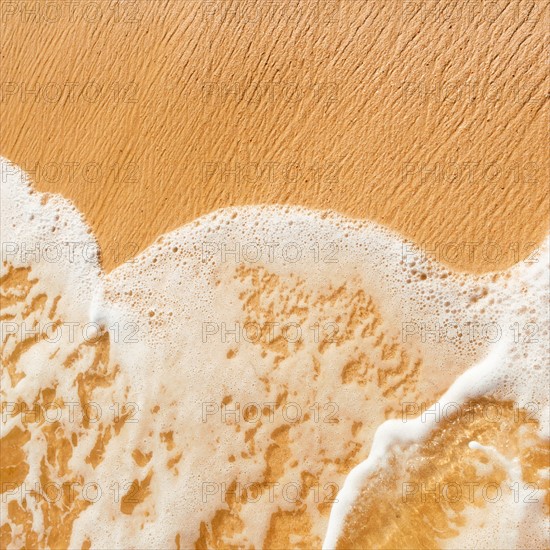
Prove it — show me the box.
[1,0,547,273]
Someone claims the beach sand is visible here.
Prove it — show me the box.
[1,0,547,273]
[1,1,549,549]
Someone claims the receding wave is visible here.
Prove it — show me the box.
[1,157,548,549]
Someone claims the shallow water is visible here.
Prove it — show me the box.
[1,157,548,549]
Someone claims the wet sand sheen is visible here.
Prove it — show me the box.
[334,399,549,549]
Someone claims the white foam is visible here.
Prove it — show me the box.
[322,236,549,548]
[1,156,548,549]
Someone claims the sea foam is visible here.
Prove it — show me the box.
[1,157,547,549]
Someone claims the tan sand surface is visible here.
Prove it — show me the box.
[1,3,549,548]
[1,0,548,273]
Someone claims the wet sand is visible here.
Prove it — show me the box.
[1,0,548,273]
